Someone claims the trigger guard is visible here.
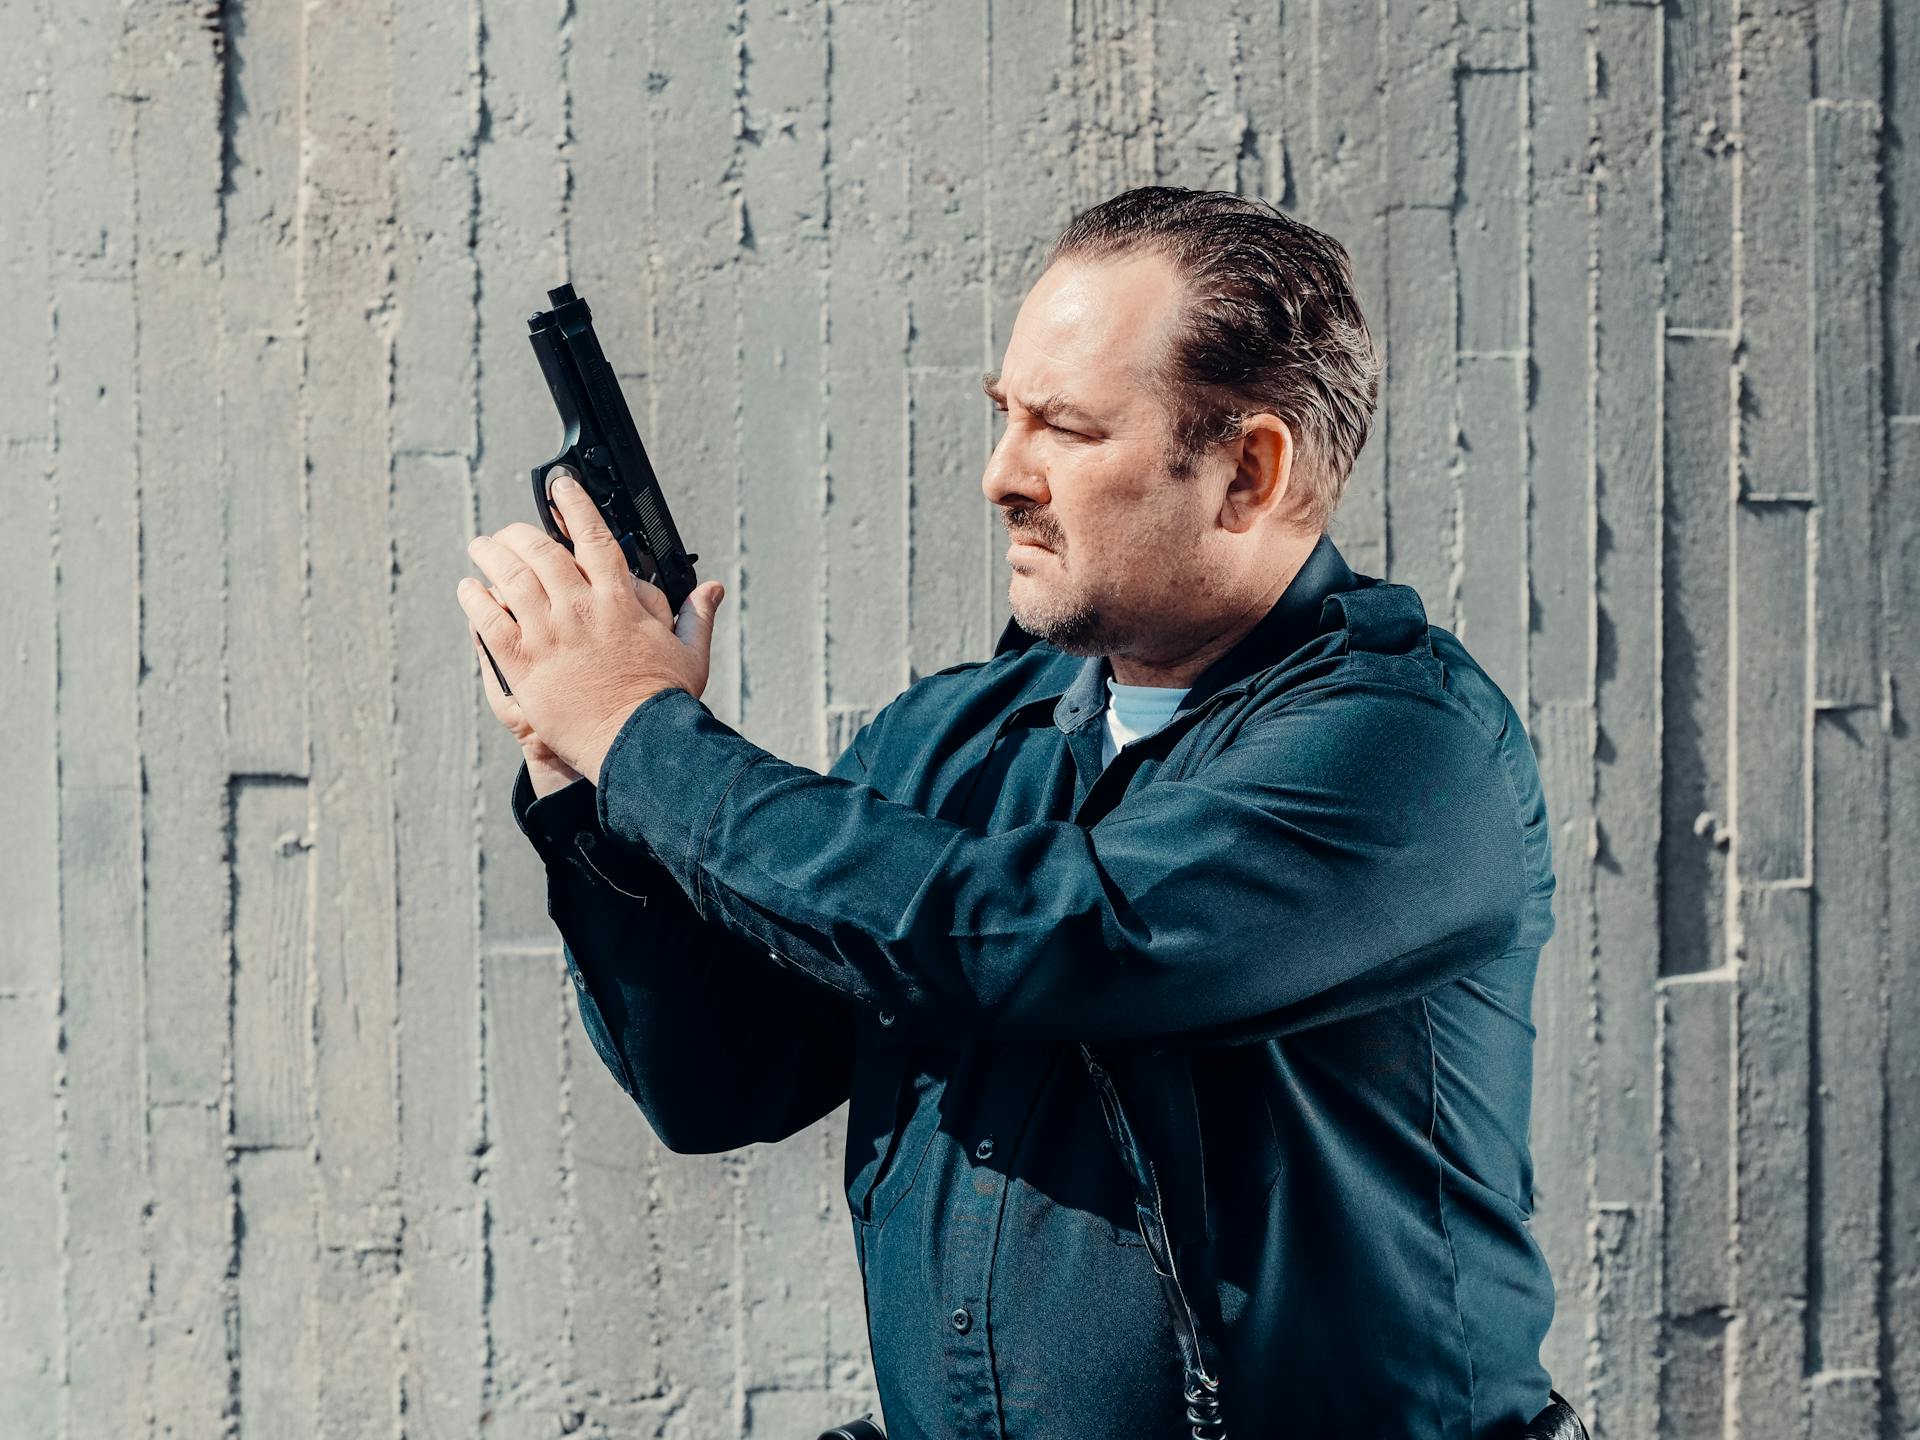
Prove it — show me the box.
[535,453,612,549]
[532,459,574,544]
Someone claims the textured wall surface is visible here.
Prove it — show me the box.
[3,0,1915,1436]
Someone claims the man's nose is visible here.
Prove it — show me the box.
[981,430,1044,509]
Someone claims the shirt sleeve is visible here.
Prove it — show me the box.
[593,678,1547,1045]
[513,746,861,1152]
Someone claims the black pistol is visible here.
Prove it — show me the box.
[477,281,700,697]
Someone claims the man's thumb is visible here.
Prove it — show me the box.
[675,580,725,650]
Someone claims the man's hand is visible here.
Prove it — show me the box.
[457,466,725,785]
[473,631,585,797]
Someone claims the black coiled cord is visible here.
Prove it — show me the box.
[1183,1371,1227,1440]
[1082,1046,1230,1440]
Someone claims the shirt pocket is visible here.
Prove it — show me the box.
[843,1037,941,1234]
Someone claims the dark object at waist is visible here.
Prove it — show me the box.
[815,1388,1588,1440]
[1515,1390,1589,1439]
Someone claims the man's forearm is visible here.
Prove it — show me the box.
[509,753,859,1153]
[591,684,1533,1044]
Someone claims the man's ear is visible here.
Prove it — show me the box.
[1220,414,1295,532]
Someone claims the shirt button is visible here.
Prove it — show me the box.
[974,1136,995,1160]
[950,1307,972,1334]
[877,1010,896,1027]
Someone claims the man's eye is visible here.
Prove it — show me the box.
[985,402,1087,440]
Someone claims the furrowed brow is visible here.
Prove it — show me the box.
[1029,393,1096,427]
[982,371,1097,428]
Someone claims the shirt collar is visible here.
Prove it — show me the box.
[992,531,1362,734]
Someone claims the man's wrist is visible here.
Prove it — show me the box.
[582,684,686,787]
[525,747,585,800]
[513,749,666,891]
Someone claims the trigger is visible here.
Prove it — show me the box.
[617,532,655,583]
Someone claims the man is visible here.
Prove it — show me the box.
[457,187,1564,1438]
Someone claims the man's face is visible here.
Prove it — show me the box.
[982,250,1233,661]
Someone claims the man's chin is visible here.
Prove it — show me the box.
[1009,592,1106,656]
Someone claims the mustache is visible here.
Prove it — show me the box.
[1005,512,1059,548]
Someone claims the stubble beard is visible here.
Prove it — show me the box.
[1010,578,1114,656]
[1005,510,1121,655]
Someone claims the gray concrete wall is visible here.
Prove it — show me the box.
[3,0,1913,1435]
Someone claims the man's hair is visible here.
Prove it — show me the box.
[1046,186,1382,533]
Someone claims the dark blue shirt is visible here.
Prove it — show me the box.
[513,534,1561,1438]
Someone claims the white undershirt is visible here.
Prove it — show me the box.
[1100,676,1192,768]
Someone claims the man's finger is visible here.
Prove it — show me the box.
[546,469,628,589]
[494,518,590,599]
[457,577,520,665]
[467,534,551,626]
